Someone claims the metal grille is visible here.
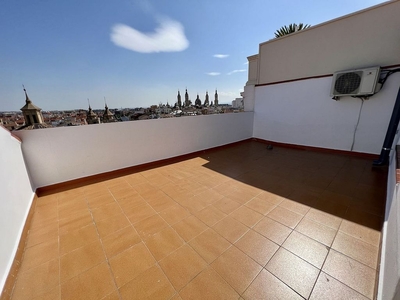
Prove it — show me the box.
[334,72,362,95]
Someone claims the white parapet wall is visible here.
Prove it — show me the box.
[253,74,400,154]
[13,112,254,189]
[0,127,34,293]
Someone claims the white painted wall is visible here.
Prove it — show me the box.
[13,112,254,188]
[377,127,400,300]
[253,74,400,154]
[258,1,400,84]
[0,127,34,293]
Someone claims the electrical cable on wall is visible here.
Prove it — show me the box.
[350,98,365,151]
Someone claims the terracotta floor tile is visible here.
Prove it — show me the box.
[295,218,337,246]
[230,205,263,228]
[179,267,239,300]
[345,207,383,231]
[339,220,380,246]
[134,214,169,239]
[267,206,303,229]
[147,193,176,212]
[91,201,122,222]
[58,198,88,220]
[19,239,58,272]
[242,269,303,300]
[189,228,231,263]
[253,216,292,245]
[213,216,249,243]
[266,248,319,299]
[60,262,116,300]
[11,258,59,300]
[59,210,93,235]
[245,197,277,215]
[101,226,141,259]
[331,231,379,269]
[235,230,279,266]
[310,272,369,300]
[26,221,59,248]
[144,227,184,261]
[86,193,115,209]
[60,239,105,282]
[31,285,60,300]
[124,173,148,186]
[109,242,156,287]
[212,197,242,214]
[117,194,146,211]
[159,204,191,225]
[125,203,156,224]
[173,215,208,242]
[282,231,329,268]
[211,246,262,294]
[305,208,342,230]
[59,223,98,255]
[133,182,158,195]
[159,244,207,291]
[95,213,131,238]
[100,290,121,300]
[109,186,138,200]
[194,205,227,227]
[322,250,376,299]
[255,191,285,206]
[279,198,310,215]
[119,265,175,300]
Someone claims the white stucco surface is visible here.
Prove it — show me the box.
[0,127,34,293]
[13,112,254,189]
[252,74,400,154]
[257,1,400,84]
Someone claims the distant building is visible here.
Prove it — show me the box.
[204,91,209,107]
[86,104,99,124]
[102,103,116,123]
[17,87,48,130]
[214,89,219,106]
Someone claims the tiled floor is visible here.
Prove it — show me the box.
[6,141,387,299]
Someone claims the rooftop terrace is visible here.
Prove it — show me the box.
[4,140,386,299]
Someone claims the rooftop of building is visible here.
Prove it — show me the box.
[4,140,386,299]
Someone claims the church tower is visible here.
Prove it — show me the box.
[204,91,209,106]
[177,90,182,108]
[86,99,99,124]
[103,100,115,123]
[214,89,219,106]
[195,94,201,107]
[20,86,45,126]
[184,89,190,106]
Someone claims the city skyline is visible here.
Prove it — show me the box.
[0,0,385,111]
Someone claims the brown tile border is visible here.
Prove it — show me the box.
[36,139,253,197]
[255,64,400,87]
[253,138,379,160]
[0,195,37,300]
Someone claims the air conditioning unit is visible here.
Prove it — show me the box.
[330,66,380,98]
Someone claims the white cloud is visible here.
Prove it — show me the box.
[227,69,246,75]
[206,72,221,76]
[213,54,229,58]
[110,18,189,53]
[244,61,249,65]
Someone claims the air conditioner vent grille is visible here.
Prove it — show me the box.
[334,72,362,95]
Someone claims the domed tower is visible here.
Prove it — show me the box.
[86,99,99,124]
[195,94,201,107]
[214,89,219,106]
[20,86,45,126]
[103,99,115,123]
[177,90,182,108]
[204,91,209,106]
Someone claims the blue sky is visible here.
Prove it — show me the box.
[0,0,386,111]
